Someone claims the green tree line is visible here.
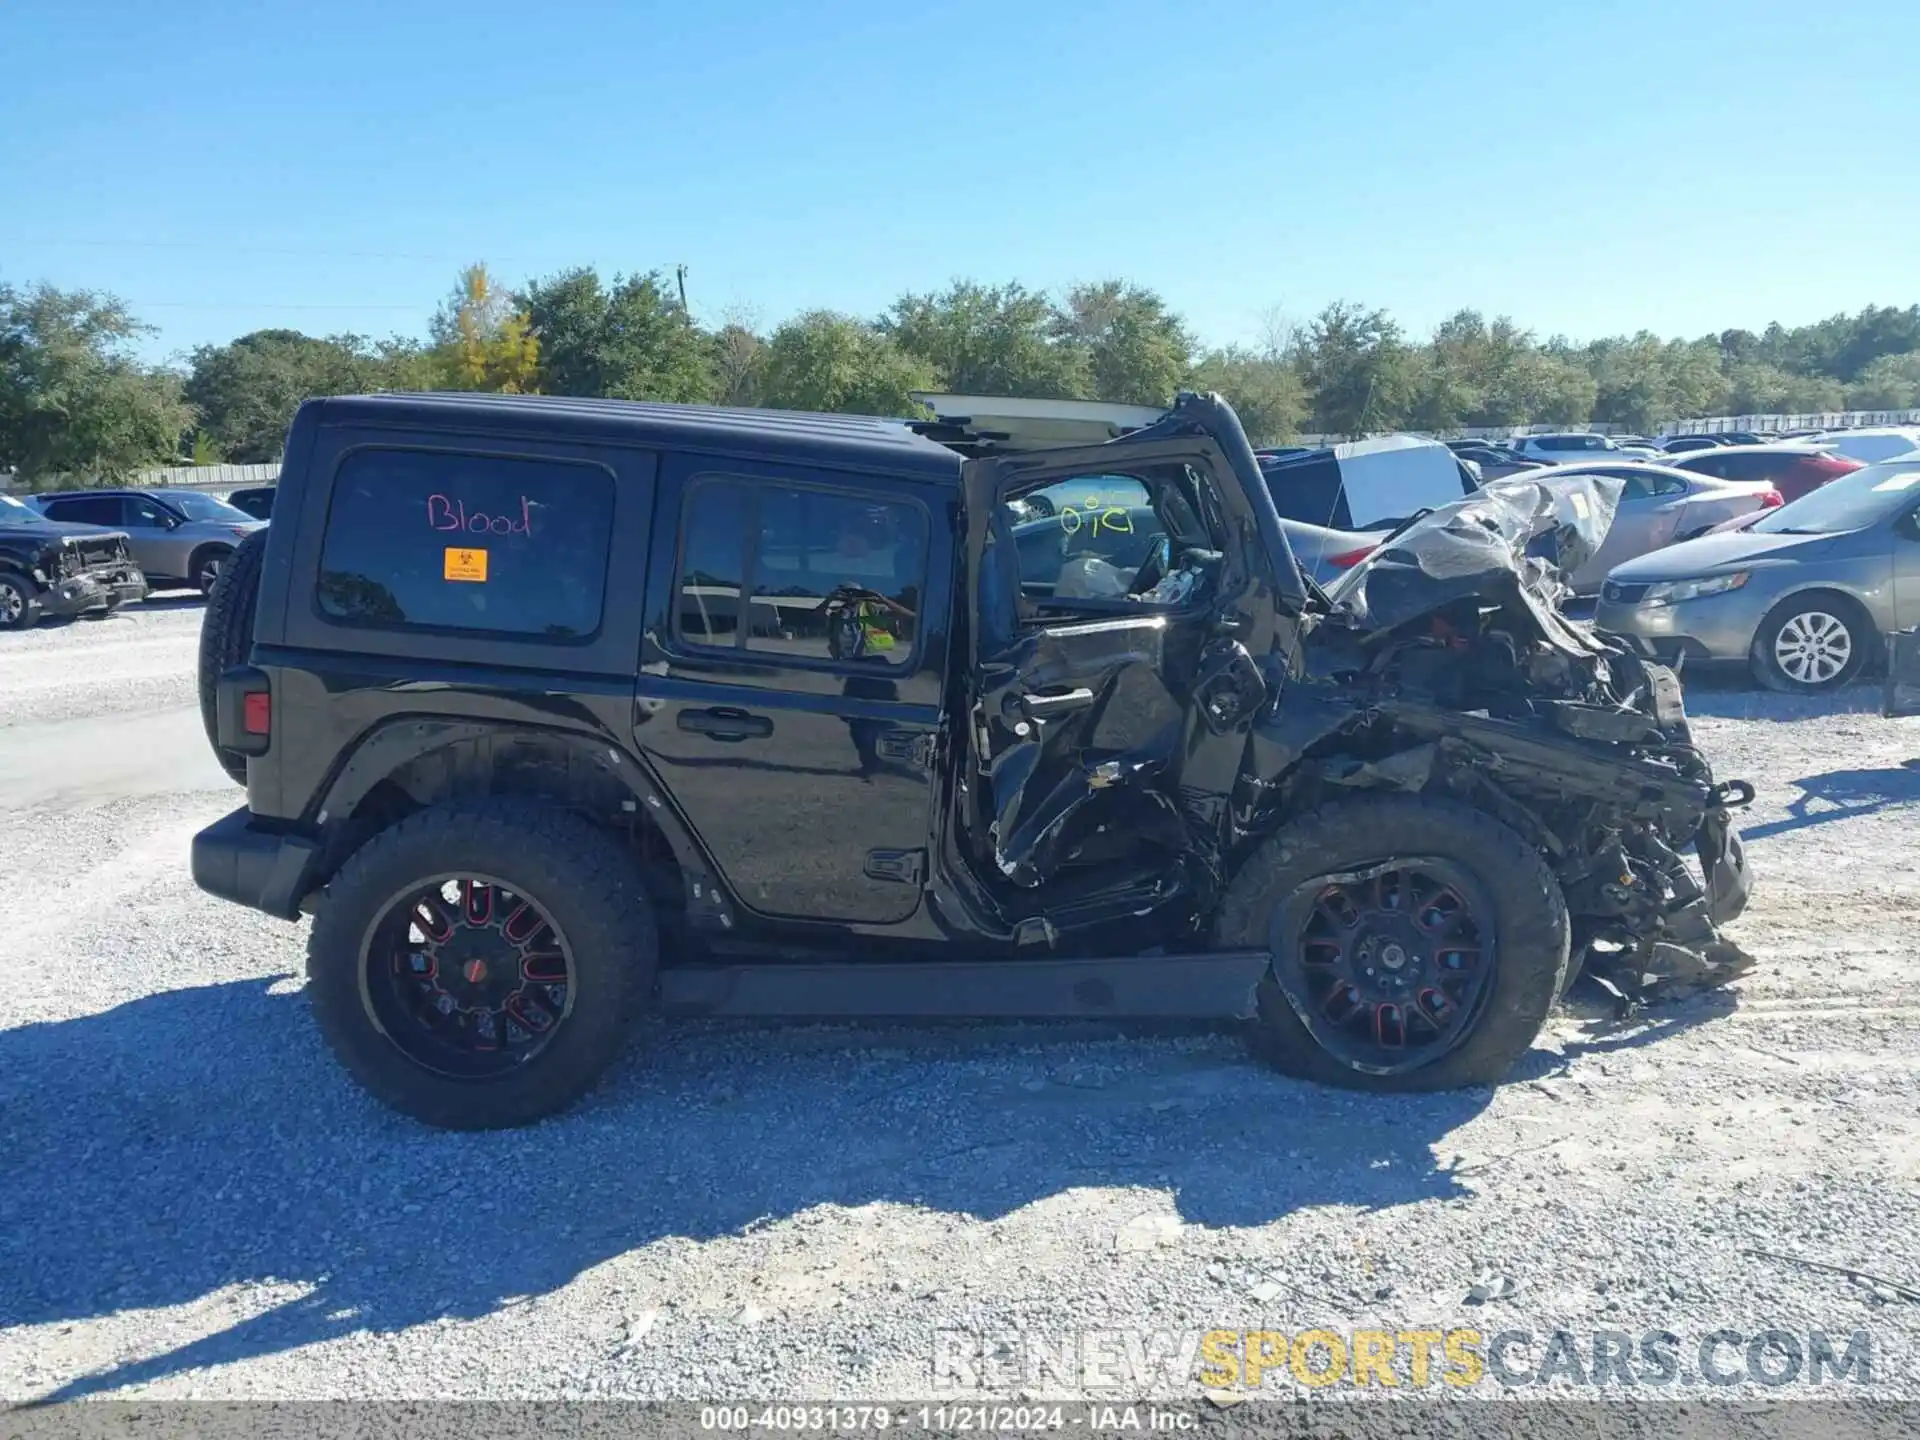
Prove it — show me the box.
[4,263,1919,482]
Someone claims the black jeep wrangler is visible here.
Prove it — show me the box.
[191,390,1755,1129]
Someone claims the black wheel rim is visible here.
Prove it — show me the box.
[360,875,576,1079]
[1268,858,1496,1076]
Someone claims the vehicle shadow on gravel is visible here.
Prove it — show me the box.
[1737,764,1920,842]
[0,979,1490,1401]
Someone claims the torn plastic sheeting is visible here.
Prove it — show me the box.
[1325,474,1622,635]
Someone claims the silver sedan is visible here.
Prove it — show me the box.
[1533,460,1780,594]
[1594,456,1920,692]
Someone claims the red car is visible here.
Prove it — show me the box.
[1665,443,1862,505]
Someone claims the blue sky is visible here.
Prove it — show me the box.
[2,0,1910,365]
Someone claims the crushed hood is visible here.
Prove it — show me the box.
[1322,472,1622,647]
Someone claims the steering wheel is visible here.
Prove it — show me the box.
[1128,535,1173,596]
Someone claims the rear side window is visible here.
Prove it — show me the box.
[44,495,123,526]
[316,448,615,640]
[1680,453,1734,479]
[675,477,929,667]
[1716,453,1790,482]
[1262,456,1350,530]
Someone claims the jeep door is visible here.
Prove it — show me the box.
[634,455,951,927]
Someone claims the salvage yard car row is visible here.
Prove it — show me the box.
[1260,423,1920,693]
[0,486,266,629]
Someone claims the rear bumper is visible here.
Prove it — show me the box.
[191,806,322,921]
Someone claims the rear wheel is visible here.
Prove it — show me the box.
[306,800,658,1129]
[197,529,268,784]
[1751,592,1870,693]
[1217,795,1569,1091]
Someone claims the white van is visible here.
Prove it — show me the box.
[1510,432,1627,463]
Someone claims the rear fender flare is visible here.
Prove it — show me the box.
[311,717,719,898]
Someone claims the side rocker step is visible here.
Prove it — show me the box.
[656,951,1272,1020]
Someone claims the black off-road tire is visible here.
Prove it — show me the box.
[306,800,659,1130]
[197,528,268,784]
[1750,590,1872,694]
[1217,794,1570,1092]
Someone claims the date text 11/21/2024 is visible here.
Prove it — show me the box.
[698,1405,1199,1432]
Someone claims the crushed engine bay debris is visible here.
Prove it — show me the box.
[1294,473,1757,1005]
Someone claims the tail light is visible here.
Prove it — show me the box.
[215,666,272,758]
[1758,488,1783,508]
[1329,546,1377,569]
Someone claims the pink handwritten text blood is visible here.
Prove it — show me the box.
[427,494,532,537]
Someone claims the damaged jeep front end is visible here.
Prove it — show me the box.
[1259,474,1757,1005]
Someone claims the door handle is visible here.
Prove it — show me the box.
[1018,687,1095,720]
[678,707,773,740]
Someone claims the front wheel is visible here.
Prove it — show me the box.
[1752,594,1869,693]
[0,571,39,631]
[193,546,232,596]
[306,800,659,1129]
[1217,795,1569,1091]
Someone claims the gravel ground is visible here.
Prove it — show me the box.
[2,603,1919,1406]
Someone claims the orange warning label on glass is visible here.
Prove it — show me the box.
[444,547,489,582]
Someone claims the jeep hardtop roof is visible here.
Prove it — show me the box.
[312,392,964,481]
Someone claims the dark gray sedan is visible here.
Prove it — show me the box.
[1595,455,1920,692]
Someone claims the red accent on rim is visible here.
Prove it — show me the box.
[521,952,568,983]
[502,902,541,944]
[462,880,493,927]
[1374,1003,1406,1048]
[413,898,454,944]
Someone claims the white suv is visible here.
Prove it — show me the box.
[1509,433,1628,463]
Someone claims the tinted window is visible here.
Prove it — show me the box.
[317,448,614,639]
[676,479,749,647]
[1678,453,1733,479]
[1262,455,1350,530]
[124,495,176,528]
[44,495,123,526]
[676,478,928,667]
[1716,453,1793,482]
[1619,471,1687,499]
[1752,460,1920,535]
[169,491,254,524]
